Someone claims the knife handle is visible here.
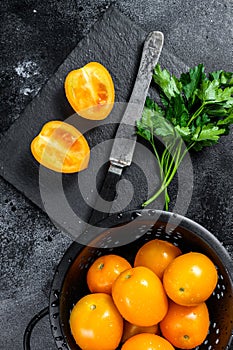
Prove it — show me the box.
[88,166,122,225]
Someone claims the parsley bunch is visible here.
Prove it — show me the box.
[137,64,233,209]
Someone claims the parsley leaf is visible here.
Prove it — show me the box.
[137,64,233,209]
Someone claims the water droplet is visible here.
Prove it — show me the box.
[53,312,59,319]
[55,336,63,341]
[53,290,60,299]
[51,300,59,307]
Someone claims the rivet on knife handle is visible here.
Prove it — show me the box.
[109,31,164,169]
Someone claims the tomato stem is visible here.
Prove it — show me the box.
[98,263,104,270]
[125,274,132,280]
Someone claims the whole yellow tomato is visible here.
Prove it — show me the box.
[121,321,159,343]
[87,254,132,294]
[134,239,182,279]
[112,266,168,326]
[121,333,175,350]
[160,300,210,349]
[163,252,218,306]
[70,293,123,350]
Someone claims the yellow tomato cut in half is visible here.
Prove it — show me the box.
[31,121,90,173]
[65,62,115,120]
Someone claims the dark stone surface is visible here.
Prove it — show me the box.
[0,1,232,350]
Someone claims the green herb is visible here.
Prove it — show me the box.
[137,64,233,209]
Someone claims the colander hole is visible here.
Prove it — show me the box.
[204,339,208,344]
[164,235,171,239]
[55,336,63,341]
[216,328,220,334]
[215,338,220,344]
[208,346,212,350]
[222,284,226,290]
[217,284,221,289]
[212,322,217,329]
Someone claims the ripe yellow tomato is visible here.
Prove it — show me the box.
[31,121,90,173]
[134,239,182,279]
[87,254,132,294]
[121,321,159,343]
[160,300,210,349]
[112,266,168,326]
[70,293,123,350]
[163,252,218,306]
[65,62,115,120]
[121,333,175,350]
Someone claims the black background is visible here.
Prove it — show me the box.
[0,1,232,349]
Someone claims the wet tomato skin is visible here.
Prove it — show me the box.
[121,321,159,343]
[112,266,168,327]
[87,254,132,294]
[121,333,175,350]
[134,239,182,279]
[163,252,218,306]
[160,300,210,349]
[70,293,123,350]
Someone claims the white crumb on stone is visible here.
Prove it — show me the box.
[15,61,39,79]
[20,87,34,96]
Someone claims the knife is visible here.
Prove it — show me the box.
[89,31,164,225]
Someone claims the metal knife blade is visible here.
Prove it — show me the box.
[110,31,164,171]
[88,31,164,225]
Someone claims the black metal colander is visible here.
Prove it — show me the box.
[49,209,233,350]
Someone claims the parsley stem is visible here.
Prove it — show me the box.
[187,103,205,126]
[142,139,188,208]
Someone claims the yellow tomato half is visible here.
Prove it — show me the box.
[31,121,90,173]
[65,62,115,120]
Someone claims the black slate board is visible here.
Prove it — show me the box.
[0,7,188,237]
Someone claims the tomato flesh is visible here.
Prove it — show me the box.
[65,62,115,120]
[31,121,90,173]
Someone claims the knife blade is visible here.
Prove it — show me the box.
[89,31,164,225]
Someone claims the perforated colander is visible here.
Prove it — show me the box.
[49,210,233,350]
